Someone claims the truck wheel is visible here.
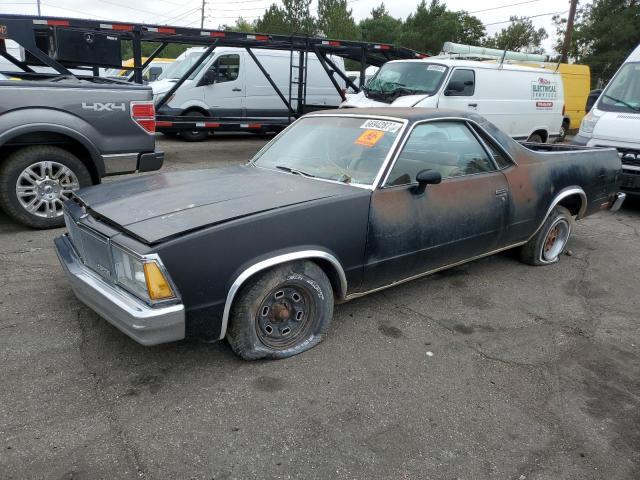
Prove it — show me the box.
[226,261,334,360]
[180,111,209,142]
[519,206,573,266]
[558,119,570,142]
[527,133,544,143]
[0,146,91,229]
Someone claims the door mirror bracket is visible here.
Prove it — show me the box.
[412,169,442,194]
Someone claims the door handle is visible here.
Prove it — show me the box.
[495,188,508,196]
[232,87,242,92]
[468,103,478,108]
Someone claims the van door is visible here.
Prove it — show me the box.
[437,68,478,113]
[202,53,244,117]
[244,52,291,119]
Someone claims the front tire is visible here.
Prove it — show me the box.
[527,133,544,143]
[226,261,334,360]
[520,206,573,266]
[180,110,209,142]
[0,146,92,229]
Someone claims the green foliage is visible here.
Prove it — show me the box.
[399,0,485,54]
[221,17,256,32]
[357,3,403,44]
[317,0,357,39]
[483,16,548,53]
[554,0,640,87]
[254,1,315,35]
[121,42,192,61]
[255,4,291,34]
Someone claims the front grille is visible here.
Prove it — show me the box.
[617,148,640,168]
[64,211,113,281]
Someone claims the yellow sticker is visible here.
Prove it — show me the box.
[354,129,385,147]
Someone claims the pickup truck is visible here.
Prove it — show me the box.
[0,74,163,228]
[54,108,624,360]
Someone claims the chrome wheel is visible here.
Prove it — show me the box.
[255,284,315,349]
[542,218,570,262]
[16,161,79,219]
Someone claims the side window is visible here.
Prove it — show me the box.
[469,124,514,169]
[385,121,496,186]
[209,54,240,83]
[444,69,475,96]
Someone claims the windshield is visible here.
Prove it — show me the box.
[158,51,208,80]
[252,116,404,186]
[599,62,640,112]
[365,62,448,99]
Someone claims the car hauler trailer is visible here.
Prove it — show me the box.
[0,14,426,137]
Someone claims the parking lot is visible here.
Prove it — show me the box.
[1,134,639,479]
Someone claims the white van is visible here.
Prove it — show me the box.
[573,44,640,196]
[151,46,346,140]
[341,58,564,142]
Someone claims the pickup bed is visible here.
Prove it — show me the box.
[0,74,163,228]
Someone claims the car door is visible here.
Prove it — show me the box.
[202,53,244,117]
[361,120,510,291]
[437,68,478,114]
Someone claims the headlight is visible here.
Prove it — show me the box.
[579,109,601,137]
[111,245,175,302]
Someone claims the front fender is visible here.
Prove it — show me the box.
[0,108,105,176]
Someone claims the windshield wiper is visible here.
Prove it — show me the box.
[275,165,316,178]
[603,94,640,112]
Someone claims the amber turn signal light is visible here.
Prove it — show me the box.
[143,262,175,300]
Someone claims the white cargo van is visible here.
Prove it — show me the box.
[573,44,640,197]
[341,58,564,142]
[151,46,346,140]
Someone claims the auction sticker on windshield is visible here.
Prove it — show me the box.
[355,129,385,147]
[360,119,402,132]
[427,65,446,72]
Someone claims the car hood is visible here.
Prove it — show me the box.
[341,91,431,108]
[73,165,364,244]
[592,108,640,143]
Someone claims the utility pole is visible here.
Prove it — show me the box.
[200,0,206,29]
[37,0,41,16]
[561,0,578,63]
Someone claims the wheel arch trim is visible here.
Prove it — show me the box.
[219,250,348,340]
[528,186,587,241]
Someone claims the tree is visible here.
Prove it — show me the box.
[317,0,357,39]
[255,4,290,34]
[220,17,256,32]
[553,0,640,87]
[484,16,548,53]
[282,0,316,34]
[358,3,403,45]
[399,0,485,54]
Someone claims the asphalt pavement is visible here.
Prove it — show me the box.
[1,133,639,479]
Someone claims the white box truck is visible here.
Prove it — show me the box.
[573,44,640,197]
[341,57,565,143]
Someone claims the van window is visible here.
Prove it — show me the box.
[158,51,208,81]
[444,69,475,96]
[599,62,640,113]
[385,121,495,186]
[209,54,240,83]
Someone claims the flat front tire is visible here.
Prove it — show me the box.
[226,261,334,360]
[520,206,573,266]
[0,146,91,229]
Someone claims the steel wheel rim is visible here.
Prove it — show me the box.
[542,218,570,261]
[255,283,315,349]
[16,161,79,219]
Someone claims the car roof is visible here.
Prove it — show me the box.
[308,107,479,122]
[385,57,555,74]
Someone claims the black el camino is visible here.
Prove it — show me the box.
[55,108,625,359]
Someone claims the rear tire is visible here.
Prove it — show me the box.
[180,110,209,142]
[226,261,334,360]
[527,133,544,143]
[520,206,573,266]
[0,146,91,229]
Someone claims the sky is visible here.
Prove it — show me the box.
[0,0,586,54]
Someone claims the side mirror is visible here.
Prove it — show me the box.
[445,80,465,96]
[413,169,442,194]
[201,69,217,86]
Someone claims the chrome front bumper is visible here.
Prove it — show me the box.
[55,235,185,346]
[610,192,627,212]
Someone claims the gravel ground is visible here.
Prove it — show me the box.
[1,133,639,479]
